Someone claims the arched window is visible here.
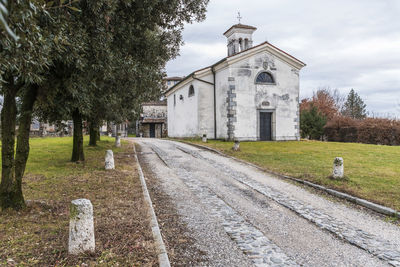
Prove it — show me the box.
[188,85,195,97]
[255,72,274,84]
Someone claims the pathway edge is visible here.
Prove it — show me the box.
[133,143,171,267]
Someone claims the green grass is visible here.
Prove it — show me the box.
[185,139,400,211]
[0,136,124,176]
[26,136,125,177]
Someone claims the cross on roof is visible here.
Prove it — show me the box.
[237,12,242,24]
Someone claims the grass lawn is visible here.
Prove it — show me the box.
[0,136,156,266]
[184,139,400,211]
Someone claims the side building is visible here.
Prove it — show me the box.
[138,101,168,138]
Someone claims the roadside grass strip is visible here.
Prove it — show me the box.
[0,137,157,266]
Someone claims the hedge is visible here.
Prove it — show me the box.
[324,117,400,145]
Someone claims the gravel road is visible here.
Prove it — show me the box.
[133,138,400,267]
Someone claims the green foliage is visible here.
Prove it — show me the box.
[37,0,210,125]
[300,105,327,140]
[342,89,367,119]
[0,0,18,41]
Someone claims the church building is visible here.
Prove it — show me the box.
[165,23,306,141]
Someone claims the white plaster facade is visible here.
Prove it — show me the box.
[166,24,306,141]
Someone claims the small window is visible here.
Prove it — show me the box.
[188,85,195,97]
[174,94,176,106]
[256,72,274,84]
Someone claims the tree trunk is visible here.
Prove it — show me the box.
[14,85,38,201]
[88,120,98,146]
[71,109,85,162]
[0,84,22,210]
[97,128,101,141]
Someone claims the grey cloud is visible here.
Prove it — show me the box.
[167,0,400,116]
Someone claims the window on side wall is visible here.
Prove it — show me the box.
[174,94,176,106]
[188,85,195,97]
[255,72,274,84]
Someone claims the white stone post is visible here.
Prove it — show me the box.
[332,157,344,179]
[232,140,240,151]
[68,199,95,255]
[105,150,114,170]
[115,136,121,147]
[202,134,207,143]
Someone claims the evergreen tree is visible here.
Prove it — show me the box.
[1,0,209,210]
[300,105,327,140]
[342,89,367,119]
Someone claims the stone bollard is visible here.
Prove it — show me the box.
[68,199,95,255]
[105,150,115,170]
[115,136,121,147]
[202,134,207,143]
[139,133,143,138]
[332,157,344,179]
[108,133,112,137]
[232,140,240,151]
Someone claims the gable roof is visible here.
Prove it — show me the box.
[165,41,306,96]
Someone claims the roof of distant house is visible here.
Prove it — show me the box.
[142,101,167,106]
[164,76,183,81]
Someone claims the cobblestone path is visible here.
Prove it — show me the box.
[134,138,400,267]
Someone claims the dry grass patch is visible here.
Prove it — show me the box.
[0,137,157,266]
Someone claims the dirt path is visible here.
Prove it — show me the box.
[134,138,400,267]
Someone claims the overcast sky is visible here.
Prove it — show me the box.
[166,0,400,117]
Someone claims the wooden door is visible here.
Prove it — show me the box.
[150,124,155,138]
[260,112,272,141]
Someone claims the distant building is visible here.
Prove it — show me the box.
[138,101,167,138]
[164,77,183,90]
[29,120,72,137]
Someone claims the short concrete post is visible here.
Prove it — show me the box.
[232,140,240,151]
[108,133,112,137]
[202,134,207,143]
[105,150,114,170]
[332,157,344,179]
[139,133,143,138]
[115,136,121,147]
[68,199,95,255]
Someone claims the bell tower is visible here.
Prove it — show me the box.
[223,22,257,56]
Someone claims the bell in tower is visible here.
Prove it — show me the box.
[223,17,257,56]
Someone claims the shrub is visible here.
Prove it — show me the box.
[324,116,400,145]
[300,106,327,140]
